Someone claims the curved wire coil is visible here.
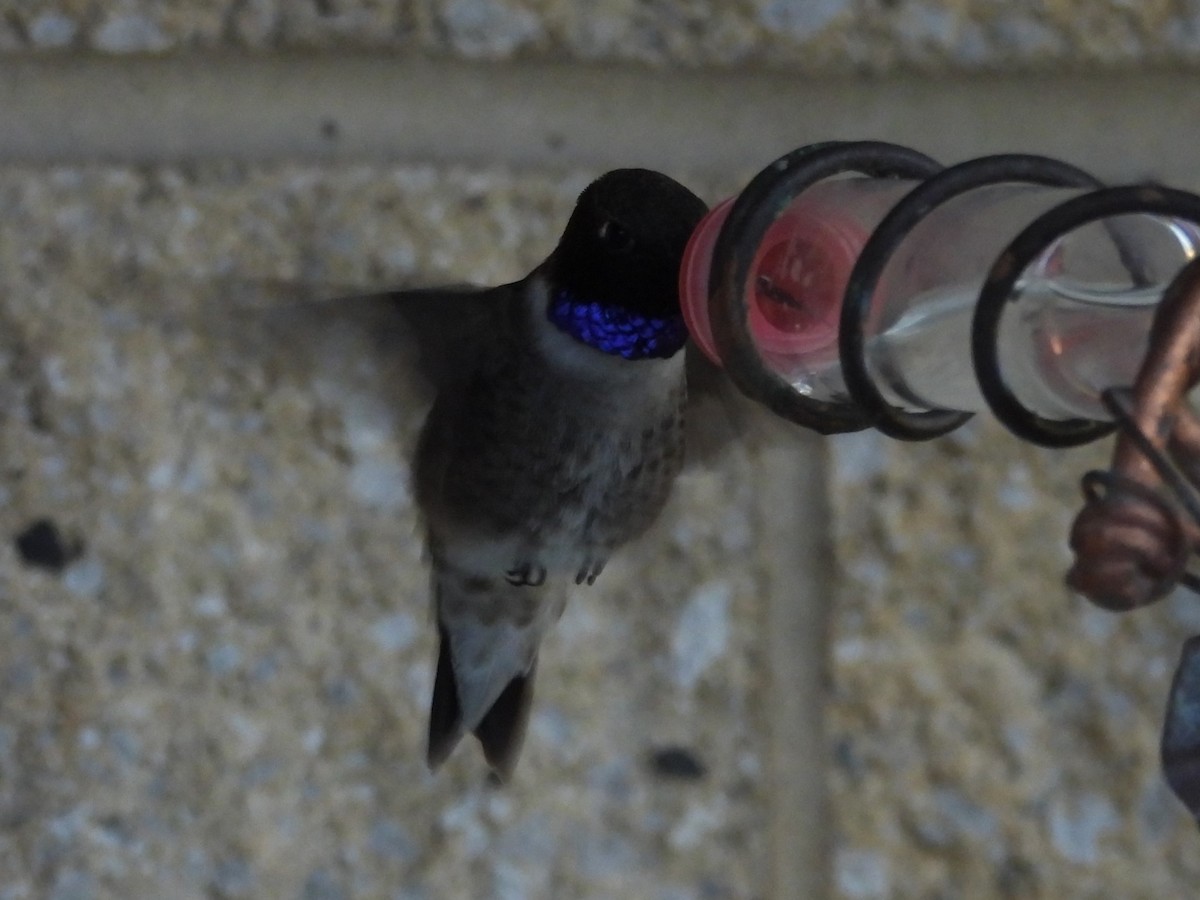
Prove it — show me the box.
[706,141,1200,823]
[706,141,1200,445]
[706,140,941,434]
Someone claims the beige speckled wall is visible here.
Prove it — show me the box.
[828,426,1200,896]
[6,1,1200,69]
[2,2,1200,899]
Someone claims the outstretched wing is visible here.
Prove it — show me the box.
[132,274,780,465]
[138,277,510,419]
[372,283,515,394]
[683,341,796,466]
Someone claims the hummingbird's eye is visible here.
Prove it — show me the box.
[598,219,634,252]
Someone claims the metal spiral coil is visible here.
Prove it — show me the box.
[706,141,1200,442]
[704,140,1200,824]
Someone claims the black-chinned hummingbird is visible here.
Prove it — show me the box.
[403,169,708,780]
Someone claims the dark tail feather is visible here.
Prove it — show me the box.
[474,658,537,782]
[427,624,465,771]
[426,626,537,780]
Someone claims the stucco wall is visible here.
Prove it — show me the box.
[2,2,1199,898]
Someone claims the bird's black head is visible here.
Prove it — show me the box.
[543,169,708,360]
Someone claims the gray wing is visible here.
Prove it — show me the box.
[143,277,512,413]
[375,283,516,394]
[684,342,795,466]
[142,274,775,465]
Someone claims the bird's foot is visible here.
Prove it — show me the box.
[574,560,606,586]
[505,563,546,587]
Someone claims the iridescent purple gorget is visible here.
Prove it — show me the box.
[547,290,688,360]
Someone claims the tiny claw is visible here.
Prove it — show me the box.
[506,564,546,587]
[575,560,606,586]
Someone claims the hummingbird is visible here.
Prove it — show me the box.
[398,169,709,780]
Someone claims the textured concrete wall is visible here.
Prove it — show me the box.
[3,1,1200,899]
[829,426,1199,897]
[7,1,1200,69]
